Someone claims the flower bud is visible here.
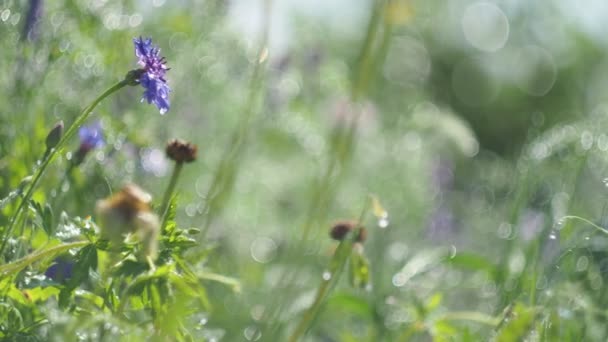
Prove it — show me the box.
[166,139,197,163]
[45,121,64,150]
[330,220,367,243]
[124,69,146,86]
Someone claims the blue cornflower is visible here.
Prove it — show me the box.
[45,257,74,283]
[133,37,171,114]
[78,121,105,152]
[72,121,104,166]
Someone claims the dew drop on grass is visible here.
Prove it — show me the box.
[449,245,457,259]
[548,231,557,240]
[322,271,332,281]
[497,222,513,239]
[243,326,262,341]
[378,216,389,228]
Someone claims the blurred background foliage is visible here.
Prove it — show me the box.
[2,0,608,340]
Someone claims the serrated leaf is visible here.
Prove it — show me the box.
[22,286,60,303]
[164,233,198,250]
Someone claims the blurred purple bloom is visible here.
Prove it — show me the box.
[45,257,74,282]
[78,122,104,153]
[22,0,43,42]
[133,37,170,114]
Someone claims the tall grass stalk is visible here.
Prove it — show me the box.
[288,203,369,342]
[265,1,391,338]
[198,0,271,238]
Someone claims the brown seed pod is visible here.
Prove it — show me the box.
[330,220,366,243]
[166,139,197,163]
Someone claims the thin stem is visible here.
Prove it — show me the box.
[558,215,608,235]
[198,0,271,238]
[0,241,89,276]
[287,238,354,342]
[0,80,127,256]
[159,162,184,225]
[266,2,390,336]
[288,203,370,342]
[435,311,500,326]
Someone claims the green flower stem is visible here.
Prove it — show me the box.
[0,80,128,256]
[0,241,90,276]
[266,2,391,336]
[159,161,184,225]
[287,236,356,342]
[288,203,369,342]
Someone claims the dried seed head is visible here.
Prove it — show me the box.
[95,183,159,260]
[330,220,366,243]
[166,139,197,163]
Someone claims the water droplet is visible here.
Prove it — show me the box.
[576,256,589,272]
[497,222,513,239]
[378,216,389,228]
[548,231,557,240]
[603,178,608,187]
[449,245,457,259]
[61,181,70,193]
[322,271,332,281]
[243,326,262,341]
[584,236,590,241]
[250,305,265,321]
[554,218,565,230]
[392,272,407,287]
[250,237,277,264]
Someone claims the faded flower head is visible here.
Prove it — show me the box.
[133,37,170,114]
[78,121,104,153]
[166,139,197,163]
[330,220,367,243]
[95,184,160,261]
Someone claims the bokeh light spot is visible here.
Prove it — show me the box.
[462,2,510,52]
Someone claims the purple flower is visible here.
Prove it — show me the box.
[133,37,171,114]
[45,257,74,282]
[78,122,105,152]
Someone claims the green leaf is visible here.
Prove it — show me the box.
[326,292,373,318]
[446,252,497,278]
[42,203,54,236]
[59,244,97,308]
[495,303,538,342]
[348,249,370,289]
[425,293,442,312]
[113,259,149,278]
